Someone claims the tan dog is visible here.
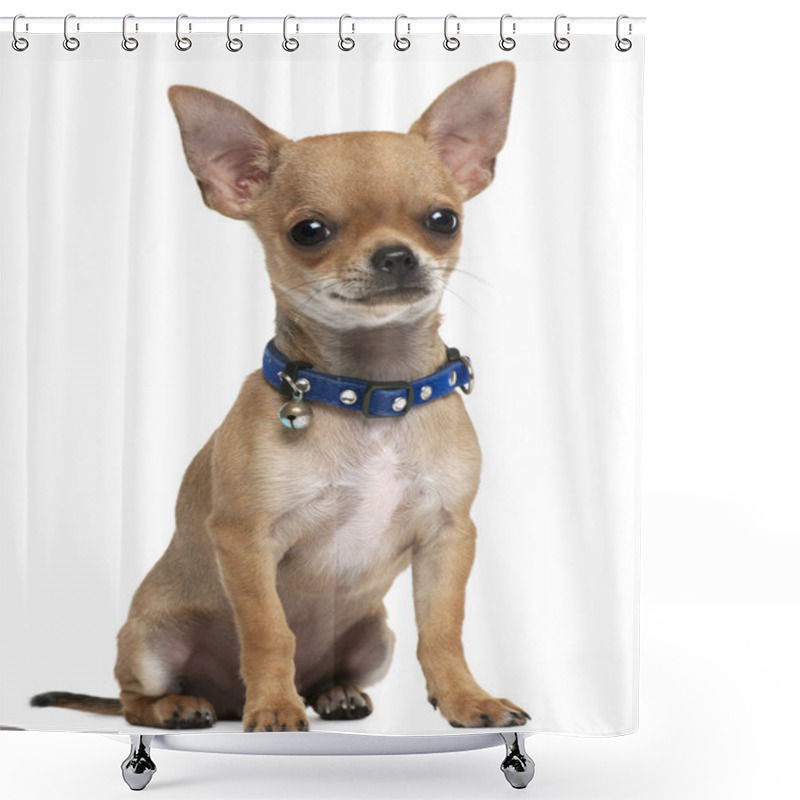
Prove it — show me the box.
[32,61,528,732]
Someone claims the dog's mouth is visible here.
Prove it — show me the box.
[330,286,432,306]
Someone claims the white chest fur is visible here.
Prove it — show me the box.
[322,427,412,579]
[272,421,434,586]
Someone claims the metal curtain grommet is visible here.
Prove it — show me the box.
[338,14,355,51]
[553,14,570,51]
[12,14,29,51]
[122,14,139,51]
[499,14,516,51]
[226,15,243,51]
[283,15,299,52]
[615,14,632,51]
[394,14,411,51]
[63,13,80,51]
[175,14,192,50]
[443,14,460,51]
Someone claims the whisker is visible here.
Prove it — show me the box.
[430,264,492,288]
[273,276,339,299]
[441,284,478,314]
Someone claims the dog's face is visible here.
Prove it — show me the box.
[168,62,514,328]
[250,131,463,328]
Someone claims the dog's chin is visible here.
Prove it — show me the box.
[331,286,432,307]
[331,285,442,325]
[280,285,439,330]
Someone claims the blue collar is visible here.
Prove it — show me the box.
[261,338,474,418]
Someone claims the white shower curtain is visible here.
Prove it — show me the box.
[0,19,643,738]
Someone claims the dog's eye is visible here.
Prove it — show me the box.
[425,209,459,235]
[289,219,332,247]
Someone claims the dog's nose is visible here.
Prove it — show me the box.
[370,245,419,278]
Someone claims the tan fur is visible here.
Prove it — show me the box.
[33,62,528,731]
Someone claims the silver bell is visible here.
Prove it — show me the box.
[278,397,313,430]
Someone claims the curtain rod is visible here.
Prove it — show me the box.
[1,16,646,37]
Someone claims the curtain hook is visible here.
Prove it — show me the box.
[63,13,80,51]
[394,14,411,51]
[122,14,139,51]
[499,14,516,51]
[615,14,632,52]
[443,14,460,51]
[12,14,29,52]
[553,14,570,52]
[283,15,299,52]
[226,15,243,52]
[338,14,355,51]
[175,14,192,51]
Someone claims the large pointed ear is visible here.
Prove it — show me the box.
[409,61,515,200]
[167,86,289,220]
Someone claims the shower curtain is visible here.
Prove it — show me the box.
[0,17,643,741]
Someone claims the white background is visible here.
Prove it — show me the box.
[1,1,798,799]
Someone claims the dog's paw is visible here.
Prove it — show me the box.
[435,693,530,728]
[242,697,310,732]
[151,695,217,729]
[309,684,373,721]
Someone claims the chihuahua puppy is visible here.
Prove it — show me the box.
[32,61,527,732]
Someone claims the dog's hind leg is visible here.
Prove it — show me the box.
[304,610,395,721]
[115,621,218,729]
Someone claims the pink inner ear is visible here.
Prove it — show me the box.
[434,132,492,196]
[211,149,267,201]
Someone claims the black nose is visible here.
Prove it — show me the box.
[370,245,419,278]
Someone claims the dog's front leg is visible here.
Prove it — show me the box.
[413,513,529,728]
[208,515,309,732]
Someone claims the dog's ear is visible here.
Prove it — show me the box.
[167,86,289,220]
[409,61,515,200]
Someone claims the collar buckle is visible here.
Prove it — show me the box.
[361,381,414,417]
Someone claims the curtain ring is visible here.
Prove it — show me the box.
[443,14,460,51]
[394,15,411,51]
[12,14,29,52]
[338,14,355,51]
[175,14,192,51]
[283,15,299,52]
[615,14,632,52]
[63,13,80,51]
[122,14,139,51]
[226,15,243,52]
[499,14,516,51]
[553,14,570,52]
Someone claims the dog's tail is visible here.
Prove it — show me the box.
[30,691,122,716]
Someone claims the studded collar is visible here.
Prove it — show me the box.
[261,338,474,418]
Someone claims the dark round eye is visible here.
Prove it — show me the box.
[425,209,459,235]
[289,219,332,247]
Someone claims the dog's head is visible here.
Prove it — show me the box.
[168,62,514,329]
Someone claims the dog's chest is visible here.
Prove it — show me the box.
[277,423,437,582]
